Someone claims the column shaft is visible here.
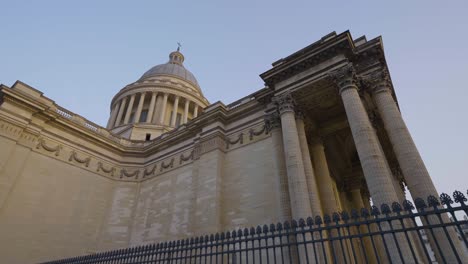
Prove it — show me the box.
[159,93,169,125]
[183,100,190,124]
[332,64,412,263]
[134,92,146,123]
[106,103,119,129]
[276,95,312,219]
[296,118,322,216]
[123,94,136,124]
[146,92,157,123]
[114,97,127,127]
[371,77,467,262]
[194,105,198,118]
[171,96,179,127]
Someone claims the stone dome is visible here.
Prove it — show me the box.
[139,50,199,88]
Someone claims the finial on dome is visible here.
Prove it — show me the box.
[169,45,184,66]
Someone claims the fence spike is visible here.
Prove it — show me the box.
[210,234,215,242]
[270,223,276,232]
[306,216,314,226]
[237,229,243,237]
[332,212,340,222]
[284,221,291,229]
[414,197,427,210]
[298,218,306,227]
[381,203,391,215]
[256,225,262,234]
[277,222,283,231]
[371,205,380,216]
[200,235,205,242]
[232,230,237,238]
[226,231,231,239]
[323,214,331,224]
[341,210,350,221]
[351,208,360,220]
[243,228,249,236]
[314,215,323,225]
[403,199,415,211]
[250,227,256,235]
[291,219,298,228]
[440,193,453,206]
[453,190,466,204]
[392,202,402,213]
[195,236,200,243]
[427,195,440,208]
[263,224,269,233]
[361,207,370,218]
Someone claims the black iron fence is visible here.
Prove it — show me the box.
[43,191,468,264]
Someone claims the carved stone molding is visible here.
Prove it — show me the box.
[179,150,194,164]
[362,70,391,94]
[68,151,90,167]
[226,133,244,149]
[328,63,358,94]
[144,164,157,177]
[160,158,174,172]
[249,123,268,140]
[197,135,226,156]
[273,92,295,114]
[120,169,139,179]
[97,162,115,177]
[36,138,62,156]
[264,112,281,133]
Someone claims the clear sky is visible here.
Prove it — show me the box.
[1,1,467,199]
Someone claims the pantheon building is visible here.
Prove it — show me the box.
[0,31,462,263]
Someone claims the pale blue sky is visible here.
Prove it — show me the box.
[1,1,467,198]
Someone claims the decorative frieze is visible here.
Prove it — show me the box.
[68,151,91,167]
[160,158,174,172]
[120,169,140,179]
[143,164,157,177]
[97,162,116,177]
[225,133,243,149]
[179,150,193,164]
[36,138,62,156]
[249,123,267,140]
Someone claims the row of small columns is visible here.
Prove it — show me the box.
[107,91,200,129]
[270,63,465,263]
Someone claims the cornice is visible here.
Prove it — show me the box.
[260,31,355,87]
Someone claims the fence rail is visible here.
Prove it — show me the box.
[43,191,468,264]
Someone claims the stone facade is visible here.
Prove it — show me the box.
[0,31,463,263]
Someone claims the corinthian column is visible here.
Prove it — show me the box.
[159,93,168,125]
[330,64,412,263]
[123,94,136,124]
[107,103,119,129]
[183,99,190,124]
[114,97,127,127]
[296,115,322,217]
[265,112,291,222]
[134,92,146,123]
[368,71,467,263]
[146,92,157,123]
[274,93,312,219]
[170,95,179,127]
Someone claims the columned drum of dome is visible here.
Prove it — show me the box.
[107,50,209,140]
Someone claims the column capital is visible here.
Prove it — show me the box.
[363,70,392,94]
[273,92,295,115]
[329,63,358,94]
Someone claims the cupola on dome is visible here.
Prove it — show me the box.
[139,50,199,88]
